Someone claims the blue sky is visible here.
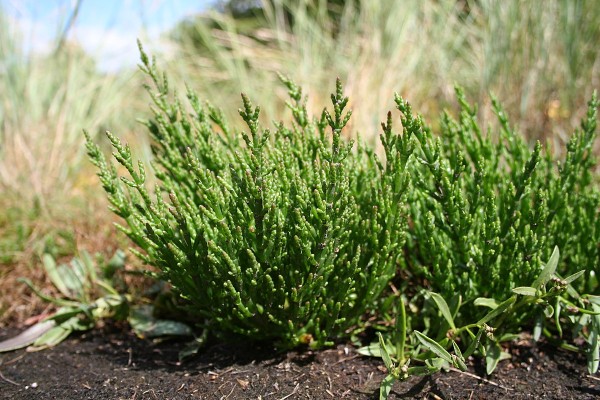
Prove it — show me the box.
[1,0,215,71]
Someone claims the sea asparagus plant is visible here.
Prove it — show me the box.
[85,43,414,348]
[401,88,599,315]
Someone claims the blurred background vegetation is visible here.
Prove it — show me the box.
[1,0,599,326]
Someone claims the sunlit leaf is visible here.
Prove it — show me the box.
[476,296,516,325]
[451,340,467,371]
[29,325,73,351]
[377,332,394,371]
[587,303,600,374]
[485,342,510,375]
[532,246,559,289]
[474,297,500,309]
[564,270,586,284]
[512,286,537,296]
[414,331,453,363]
[357,341,382,358]
[0,320,56,352]
[429,291,456,330]
[379,374,395,400]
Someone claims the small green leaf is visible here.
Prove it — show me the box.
[485,342,510,375]
[42,254,72,298]
[474,297,500,309]
[587,304,600,374]
[476,296,516,325]
[179,331,209,362]
[587,295,600,307]
[0,320,56,352]
[357,341,382,357]
[497,333,520,342]
[555,297,563,337]
[414,331,453,363]
[564,270,586,284]
[377,332,394,371]
[407,365,440,376]
[512,286,537,296]
[129,305,193,339]
[429,292,456,330]
[463,327,484,358]
[30,324,73,350]
[379,374,395,400]
[80,250,97,283]
[532,246,559,289]
[451,340,467,371]
[17,278,80,307]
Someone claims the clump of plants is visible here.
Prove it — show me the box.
[364,88,599,398]
[85,42,414,349]
[403,87,600,305]
[82,42,600,398]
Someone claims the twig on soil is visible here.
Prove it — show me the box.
[332,354,361,365]
[278,383,300,400]
[448,367,513,391]
[586,374,600,382]
[220,383,236,400]
[2,353,25,366]
[0,370,20,386]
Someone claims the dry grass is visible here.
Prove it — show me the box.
[168,0,599,144]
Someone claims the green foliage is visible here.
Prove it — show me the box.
[0,250,193,353]
[369,248,600,399]
[402,88,600,312]
[0,250,129,352]
[85,42,413,349]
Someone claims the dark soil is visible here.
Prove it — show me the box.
[0,322,599,400]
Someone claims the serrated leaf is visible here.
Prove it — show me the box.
[532,246,559,289]
[512,286,537,296]
[476,296,516,325]
[414,331,453,363]
[429,292,456,330]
